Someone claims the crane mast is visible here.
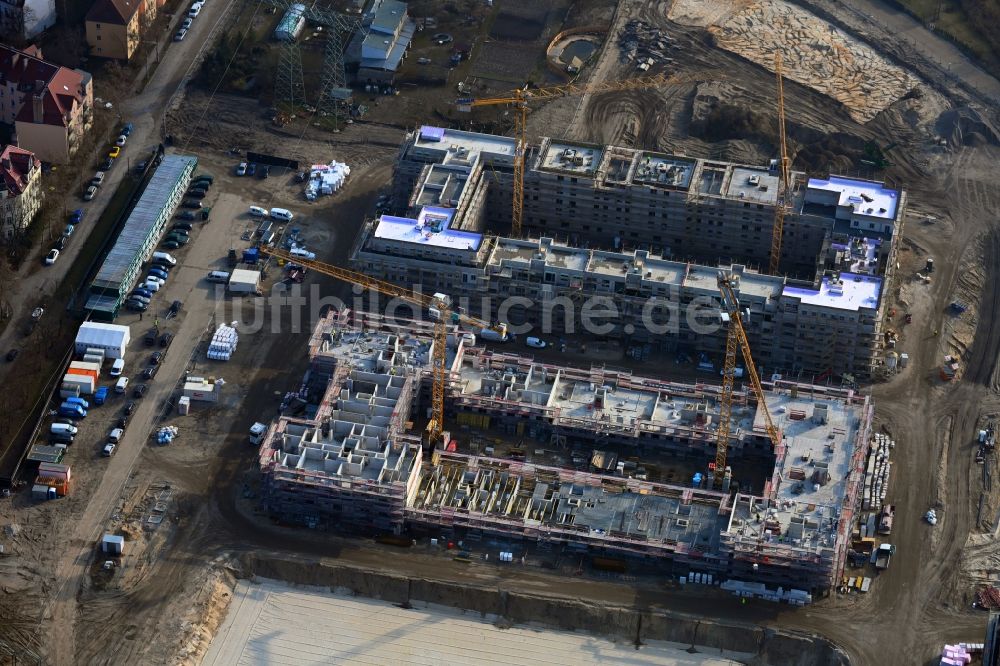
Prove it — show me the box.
[769,53,793,276]
[715,271,782,488]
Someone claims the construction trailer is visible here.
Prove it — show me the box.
[255,311,874,594]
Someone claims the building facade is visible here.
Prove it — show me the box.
[0,144,41,241]
[0,44,93,164]
[359,128,902,379]
[85,0,152,61]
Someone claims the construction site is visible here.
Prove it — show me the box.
[4,0,1000,662]
[255,308,872,598]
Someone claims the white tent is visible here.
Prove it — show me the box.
[74,322,130,360]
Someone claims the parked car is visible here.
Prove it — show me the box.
[433,33,453,44]
[83,185,97,201]
[64,224,76,238]
[174,28,188,41]
[188,3,202,17]
[146,275,166,286]
[132,287,153,299]
[69,209,84,224]
[99,158,114,171]
[181,199,202,209]
[165,232,189,244]
[51,237,66,251]
[295,170,307,183]
[258,165,270,179]
[144,328,158,345]
[6,349,18,362]
[121,122,133,136]
[162,240,182,250]
[124,401,137,416]
[176,211,196,221]
[193,173,214,184]
[149,267,169,280]
[186,189,206,199]
[246,162,257,176]
[115,134,127,147]
[172,222,193,232]
[90,172,105,187]
[128,294,150,306]
[159,332,173,347]
[236,162,247,176]
[110,358,125,376]
[126,300,147,312]
[182,17,193,28]
[132,384,147,398]
[144,279,163,291]
[168,300,182,315]
[44,248,59,265]
[102,442,116,457]
[115,376,129,393]
[149,351,163,365]
[108,146,121,158]
[94,386,109,405]
[525,337,547,349]
[116,415,130,429]
[142,365,158,380]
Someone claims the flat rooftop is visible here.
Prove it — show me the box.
[414,164,472,209]
[205,579,751,665]
[411,126,516,167]
[631,153,696,189]
[538,141,603,176]
[807,176,899,220]
[726,167,780,205]
[374,207,483,251]
[782,272,882,311]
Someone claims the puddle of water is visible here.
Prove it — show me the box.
[562,39,597,63]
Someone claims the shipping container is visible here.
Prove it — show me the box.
[69,361,101,375]
[59,384,81,400]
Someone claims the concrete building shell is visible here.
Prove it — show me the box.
[255,312,874,594]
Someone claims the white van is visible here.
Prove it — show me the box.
[249,205,268,218]
[207,271,231,283]
[269,208,294,222]
[151,251,177,266]
[51,423,78,436]
[110,358,125,377]
[115,376,129,393]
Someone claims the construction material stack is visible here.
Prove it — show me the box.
[862,433,893,511]
[305,160,351,200]
[208,323,239,361]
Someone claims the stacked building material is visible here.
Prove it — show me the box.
[939,644,972,665]
[862,434,893,511]
[305,161,351,200]
[155,426,178,445]
[978,586,1000,610]
[207,323,239,361]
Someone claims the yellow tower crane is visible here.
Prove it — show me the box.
[455,71,714,237]
[714,270,782,488]
[259,247,506,446]
[769,52,793,275]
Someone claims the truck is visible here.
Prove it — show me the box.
[58,403,86,419]
[875,543,895,570]
[249,422,268,446]
[878,505,895,535]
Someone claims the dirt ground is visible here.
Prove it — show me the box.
[4,0,1000,662]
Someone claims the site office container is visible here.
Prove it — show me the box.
[38,462,71,482]
[69,361,101,375]
[35,476,70,496]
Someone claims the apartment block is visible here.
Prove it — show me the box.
[85,0,155,61]
[0,143,41,240]
[0,44,94,164]
[364,128,902,379]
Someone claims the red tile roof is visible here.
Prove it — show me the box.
[0,44,88,128]
[0,144,40,197]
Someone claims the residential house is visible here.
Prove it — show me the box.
[0,144,42,241]
[85,0,154,61]
[0,44,94,164]
[0,0,57,41]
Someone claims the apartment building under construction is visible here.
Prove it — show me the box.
[256,311,874,597]
[356,127,904,380]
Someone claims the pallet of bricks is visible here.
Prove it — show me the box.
[862,434,893,511]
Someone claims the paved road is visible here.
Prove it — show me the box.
[827,0,1000,103]
[35,0,237,662]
